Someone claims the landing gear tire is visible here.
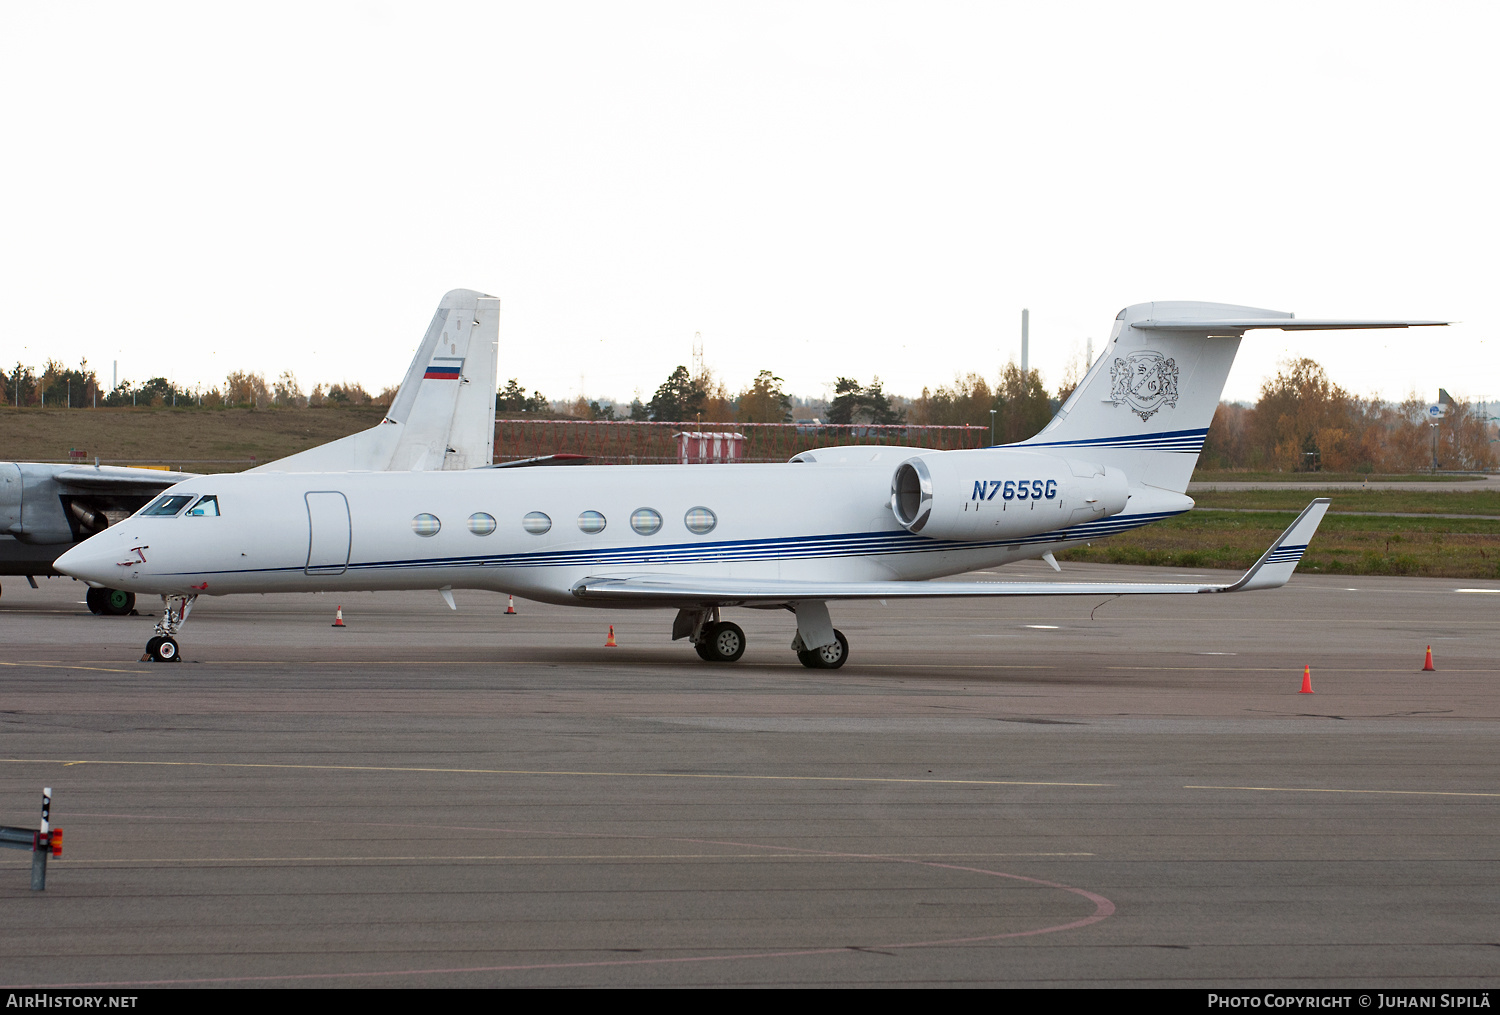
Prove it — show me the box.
[145,636,163,658]
[698,621,746,663]
[797,629,849,670]
[88,588,135,616]
[104,589,135,616]
[150,637,179,663]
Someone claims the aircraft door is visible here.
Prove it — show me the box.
[305,491,351,575]
[0,463,19,536]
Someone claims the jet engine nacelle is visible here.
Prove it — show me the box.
[890,449,1129,540]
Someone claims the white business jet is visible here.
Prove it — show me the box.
[55,299,1443,664]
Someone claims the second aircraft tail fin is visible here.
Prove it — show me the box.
[253,289,500,474]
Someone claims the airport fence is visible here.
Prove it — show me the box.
[493,419,988,464]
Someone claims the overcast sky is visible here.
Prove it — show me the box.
[2,1,1496,408]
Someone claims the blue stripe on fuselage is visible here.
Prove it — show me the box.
[152,510,1185,579]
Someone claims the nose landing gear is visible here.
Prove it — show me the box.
[142,594,195,663]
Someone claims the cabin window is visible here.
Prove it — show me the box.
[522,511,552,535]
[467,512,496,536]
[577,510,606,534]
[142,494,195,517]
[186,495,219,517]
[630,508,662,535]
[411,513,441,536]
[684,506,717,534]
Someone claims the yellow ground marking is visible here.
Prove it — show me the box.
[0,661,147,675]
[1186,784,1500,799]
[0,758,1111,788]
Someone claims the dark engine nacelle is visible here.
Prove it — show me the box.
[889,449,1129,541]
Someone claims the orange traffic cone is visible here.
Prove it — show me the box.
[605,625,618,648]
[1299,665,1313,694]
[332,606,346,628]
[505,595,516,615]
[1422,645,1435,671]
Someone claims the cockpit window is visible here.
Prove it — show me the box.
[141,494,195,517]
[186,495,219,517]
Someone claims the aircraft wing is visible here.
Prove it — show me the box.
[50,465,195,491]
[572,499,1331,605]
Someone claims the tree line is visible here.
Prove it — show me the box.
[6,355,1494,471]
[1202,359,1495,472]
[2,361,393,409]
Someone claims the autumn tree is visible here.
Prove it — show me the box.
[224,371,270,408]
[908,373,994,428]
[39,359,100,407]
[1252,359,1360,471]
[737,370,792,423]
[325,382,373,405]
[1435,398,1497,471]
[1200,402,1255,470]
[273,371,306,407]
[994,363,1051,443]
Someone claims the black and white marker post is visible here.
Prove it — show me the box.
[0,787,63,890]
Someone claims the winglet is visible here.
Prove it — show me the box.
[1219,498,1331,592]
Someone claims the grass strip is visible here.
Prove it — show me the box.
[1190,488,1500,516]
[1057,510,1500,579]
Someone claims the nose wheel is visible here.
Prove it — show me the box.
[141,593,195,663]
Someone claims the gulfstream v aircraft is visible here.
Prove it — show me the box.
[54,299,1444,664]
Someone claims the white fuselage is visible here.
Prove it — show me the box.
[55,456,1185,606]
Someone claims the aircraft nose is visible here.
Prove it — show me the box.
[53,535,124,584]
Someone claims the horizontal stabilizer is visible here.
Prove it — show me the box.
[572,500,1330,605]
[1134,318,1448,332]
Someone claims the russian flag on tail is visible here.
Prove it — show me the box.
[424,357,464,380]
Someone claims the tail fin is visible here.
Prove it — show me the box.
[253,289,500,473]
[1020,301,1445,493]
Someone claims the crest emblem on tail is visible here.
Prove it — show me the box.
[1109,351,1179,421]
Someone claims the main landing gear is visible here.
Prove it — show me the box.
[794,629,849,670]
[695,621,747,663]
[674,606,849,669]
[85,587,135,616]
[142,594,196,663]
